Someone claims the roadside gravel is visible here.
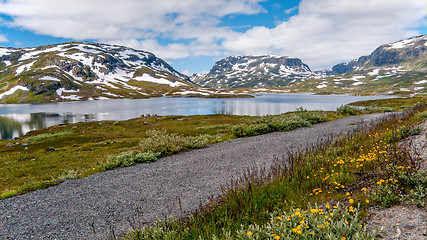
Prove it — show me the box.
[0,113,393,239]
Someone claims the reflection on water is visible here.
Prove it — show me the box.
[0,113,98,140]
[0,93,392,139]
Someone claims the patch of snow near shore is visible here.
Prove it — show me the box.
[415,80,426,85]
[0,85,29,99]
[177,91,209,95]
[317,84,327,89]
[56,88,81,100]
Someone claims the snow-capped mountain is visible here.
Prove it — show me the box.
[0,42,201,103]
[192,55,317,88]
[286,35,426,95]
[331,35,426,75]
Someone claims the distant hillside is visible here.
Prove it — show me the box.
[286,35,426,95]
[0,42,215,103]
[192,55,318,88]
[331,35,426,74]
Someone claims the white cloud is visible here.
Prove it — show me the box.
[181,70,192,76]
[223,0,426,70]
[1,0,426,71]
[1,0,262,59]
[284,6,298,15]
[0,34,9,43]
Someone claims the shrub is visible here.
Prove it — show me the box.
[233,204,375,240]
[370,182,401,208]
[0,189,18,199]
[59,170,79,180]
[139,129,212,156]
[25,130,73,142]
[232,110,326,138]
[337,105,359,116]
[101,150,161,170]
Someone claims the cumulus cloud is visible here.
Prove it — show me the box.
[223,0,426,69]
[1,0,262,59]
[0,34,8,43]
[1,0,426,71]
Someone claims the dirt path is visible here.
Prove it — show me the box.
[0,113,393,239]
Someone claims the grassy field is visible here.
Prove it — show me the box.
[0,109,338,199]
[1,96,426,239]
[121,102,427,240]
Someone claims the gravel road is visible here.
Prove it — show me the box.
[0,113,393,239]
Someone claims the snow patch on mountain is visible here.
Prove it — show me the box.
[0,85,29,99]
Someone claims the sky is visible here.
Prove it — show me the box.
[0,0,426,75]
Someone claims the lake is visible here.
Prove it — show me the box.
[0,93,392,140]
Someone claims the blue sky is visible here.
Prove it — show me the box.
[1,0,426,74]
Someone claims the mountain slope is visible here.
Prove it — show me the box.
[285,35,426,95]
[331,35,426,74]
[192,55,317,88]
[0,42,202,103]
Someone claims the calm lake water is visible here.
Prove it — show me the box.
[0,93,392,140]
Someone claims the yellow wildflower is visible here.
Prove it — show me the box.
[247,232,253,236]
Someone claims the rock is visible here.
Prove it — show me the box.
[113,121,119,125]
[6,143,14,147]
[99,122,105,126]
[45,147,57,152]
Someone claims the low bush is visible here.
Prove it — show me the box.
[370,181,401,208]
[0,189,18,199]
[139,129,212,156]
[232,109,327,137]
[337,105,359,116]
[25,130,73,142]
[233,204,374,240]
[101,150,161,170]
[58,170,79,180]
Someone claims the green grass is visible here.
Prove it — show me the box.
[121,103,427,239]
[350,94,427,109]
[0,110,338,199]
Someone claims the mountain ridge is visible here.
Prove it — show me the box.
[193,35,426,94]
[0,42,211,103]
[1,35,425,103]
[191,55,318,88]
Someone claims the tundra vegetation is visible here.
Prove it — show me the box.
[120,100,426,239]
[0,96,425,239]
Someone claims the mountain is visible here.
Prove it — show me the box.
[0,42,204,103]
[191,55,317,88]
[331,35,426,74]
[285,35,426,95]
